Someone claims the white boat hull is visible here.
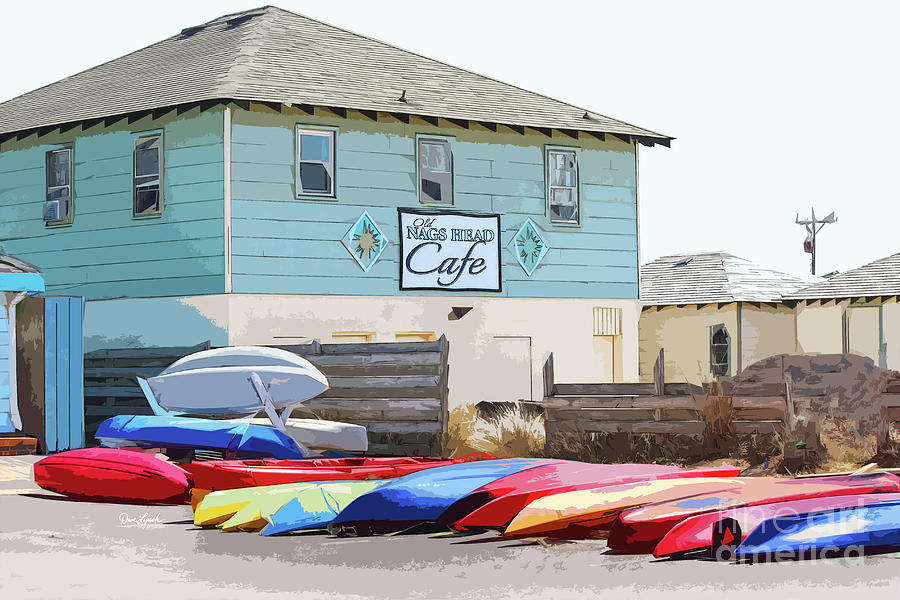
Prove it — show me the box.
[247,418,368,452]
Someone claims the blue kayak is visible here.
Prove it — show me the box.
[328,458,559,536]
[95,415,307,459]
[736,500,900,559]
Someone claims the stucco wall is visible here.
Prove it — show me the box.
[795,301,844,354]
[639,304,739,383]
[740,304,797,368]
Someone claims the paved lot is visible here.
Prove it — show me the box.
[3,455,900,599]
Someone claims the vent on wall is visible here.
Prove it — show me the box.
[593,307,622,336]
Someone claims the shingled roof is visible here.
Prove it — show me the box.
[640,252,812,306]
[0,6,671,145]
[783,252,900,300]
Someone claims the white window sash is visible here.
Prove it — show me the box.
[297,129,335,196]
[547,149,579,223]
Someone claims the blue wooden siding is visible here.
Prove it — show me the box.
[0,304,9,429]
[44,297,84,452]
[230,112,638,299]
[0,109,225,300]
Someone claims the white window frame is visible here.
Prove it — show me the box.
[133,134,162,217]
[546,147,580,224]
[417,135,454,205]
[45,147,73,225]
[296,126,337,199]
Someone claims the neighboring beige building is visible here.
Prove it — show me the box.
[639,253,810,383]
[784,252,900,371]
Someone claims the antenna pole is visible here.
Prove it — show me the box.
[796,208,837,276]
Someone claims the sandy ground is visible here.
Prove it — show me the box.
[3,455,900,600]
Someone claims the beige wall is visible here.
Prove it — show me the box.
[85,294,641,409]
[883,300,900,370]
[795,301,845,354]
[639,304,739,384]
[740,304,797,369]
[225,294,641,407]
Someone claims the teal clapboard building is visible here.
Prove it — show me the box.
[0,6,671,404]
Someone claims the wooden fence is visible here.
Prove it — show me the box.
[84,337,450,456]
[542,349,788,439]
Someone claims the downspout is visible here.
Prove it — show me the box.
[735,302,743,375]
[224,105,232,295]
[6,292,26,430]
[878,303,887,368]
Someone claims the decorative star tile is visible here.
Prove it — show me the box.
[342,211,388,272]
[511,218,549,276]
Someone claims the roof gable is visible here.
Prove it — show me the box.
[784,252,900,300]
[0,6,671,144]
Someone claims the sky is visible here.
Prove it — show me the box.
[2,1,898,279]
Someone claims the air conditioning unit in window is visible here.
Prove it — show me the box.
[42,200,60,222]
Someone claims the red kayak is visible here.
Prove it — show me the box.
[653,491,900,558]
[184,456,471,491]
[451,463,743,531]
[33,448,191,504]
[609,473,900,553]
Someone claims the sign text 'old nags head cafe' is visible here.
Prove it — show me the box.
[398,208,501,291]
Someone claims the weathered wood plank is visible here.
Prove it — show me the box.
[731,396,788,410]
[543,353,556,397]
[320,386,441,399]
[545,407,656,422]
[541,396,699,410]
[733,421,784,434]
[553,383,656,396]
[319,337,445,355]
[547,420,705,435]
[84,367,166,378]
[354,421,443,434]
[324,375,440,389]
[317,364,440,377]
[720,381,787,397]
[85,405,153,417]
[83,341,210,359]
[306,352,442,367]
[304,399,441,421]
[84,387,144,398]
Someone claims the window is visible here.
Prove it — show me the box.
[45,149,72,224]
[710,324,730,377]
[297,128,335,197]
[547,149,578,223]
[134,135,161,216]
[418,138,452,203]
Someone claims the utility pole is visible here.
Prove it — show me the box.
[796,208,837,275]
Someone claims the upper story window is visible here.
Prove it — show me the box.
[547,149,579,224]
[418,138,453,204]
[134,135,162,216]
[297,128,336,198]
[45,148,72,225]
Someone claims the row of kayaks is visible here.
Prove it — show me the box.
[33,449,900,561]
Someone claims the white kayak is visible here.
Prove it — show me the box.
[247,417,368,453]
[144,346,330,416]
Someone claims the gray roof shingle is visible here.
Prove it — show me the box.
[0,6,672,144]
[640,252,813,306]
[783,252,900,300]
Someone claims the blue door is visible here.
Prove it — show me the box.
[44,297,84,452]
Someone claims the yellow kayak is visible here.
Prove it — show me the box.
[504,477,746,538]
[194,479,387,532]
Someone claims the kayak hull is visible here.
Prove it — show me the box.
[504,477,748,538]
[736,500,900,558]
[33,448,190,504]
[261,480,387,535]
[330,459,561,536]
[148,346,329,415]
[183,456,468,491]
[653,492,900,558]
[96,415,305,459]
[452,464,742,531]
[610,473,900,553]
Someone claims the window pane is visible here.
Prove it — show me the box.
[299,163,331,193]
[48,151,69,187]
[48,187,70,201]
[135,188,160,215]
[300,133,331,162]
[550,151,576,187]
[421,178,443,202]
[421,141,450,172]
[135,146,159,177]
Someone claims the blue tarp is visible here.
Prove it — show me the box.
[95,415,304,459]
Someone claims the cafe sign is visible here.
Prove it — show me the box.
[398,208,501,292]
